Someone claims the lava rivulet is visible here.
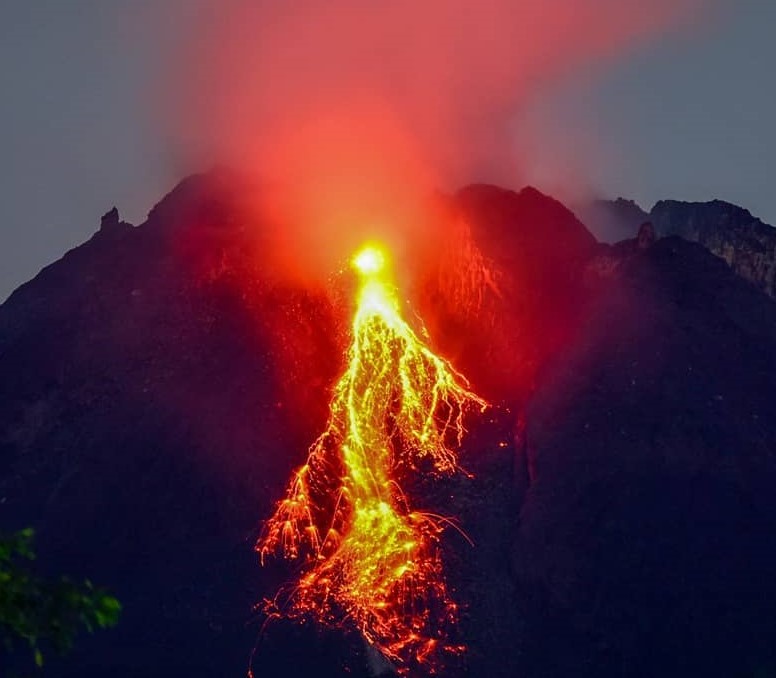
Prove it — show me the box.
[257,243,487,671]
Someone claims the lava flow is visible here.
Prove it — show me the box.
[257,243,487,672]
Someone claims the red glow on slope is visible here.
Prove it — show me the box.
[257,244,487,674]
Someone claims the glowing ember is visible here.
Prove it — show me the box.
[352,244,386,276]
[257,242,487,672]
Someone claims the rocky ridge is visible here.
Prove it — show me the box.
[579,196,776,298]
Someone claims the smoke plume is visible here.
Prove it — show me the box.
[164,0,700,277]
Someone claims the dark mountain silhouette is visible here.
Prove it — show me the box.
[2,171,776,677]
[579,196,776,298]
[574,198,650,245]
[518,235,776,677]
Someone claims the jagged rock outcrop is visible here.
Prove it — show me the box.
[651,199,776,297]
[637,221,655,249]
[97,206,133,235]
[580,196,776,298]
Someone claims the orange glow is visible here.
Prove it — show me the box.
[167,0,700,263]
[257,243,487,672]
[257,104,439,285]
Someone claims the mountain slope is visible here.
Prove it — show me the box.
[2,173,776,677]
[517,236,776,677]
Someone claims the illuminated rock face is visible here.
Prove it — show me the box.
[418,184,597,404]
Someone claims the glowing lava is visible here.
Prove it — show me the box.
[257,243,487,672]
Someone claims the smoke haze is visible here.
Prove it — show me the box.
[163,0,701,276]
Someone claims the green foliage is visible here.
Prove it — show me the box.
[0,528,121,670]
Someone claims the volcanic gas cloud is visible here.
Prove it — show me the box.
[165,0,700,279]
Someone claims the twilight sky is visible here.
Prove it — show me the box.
[1,0,774,301]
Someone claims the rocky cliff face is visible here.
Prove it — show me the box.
[580,196,776,298]
[2,172,776,677]
[651,199,776,298]
[421,184,597,403]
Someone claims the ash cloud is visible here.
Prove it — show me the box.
[162,0,702,277]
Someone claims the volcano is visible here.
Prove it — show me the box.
[2,170,776,677]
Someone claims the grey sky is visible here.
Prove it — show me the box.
[1,0,774,301]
